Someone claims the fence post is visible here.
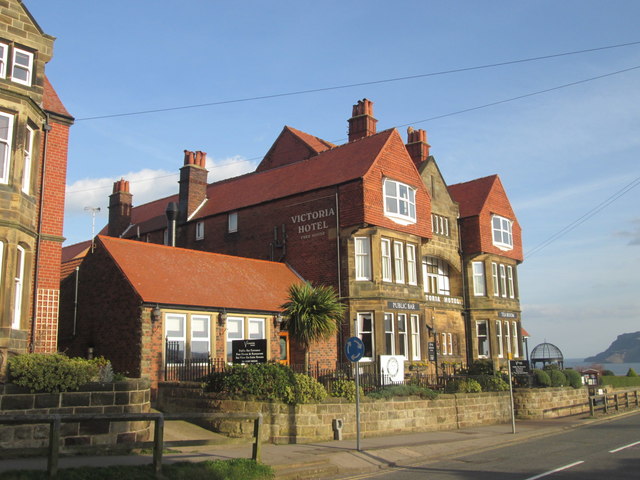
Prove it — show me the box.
[47,415,60,478]
[252,413,263,462]
[153,415,164,477]
[589,397,594,416]
[614,394,619,411]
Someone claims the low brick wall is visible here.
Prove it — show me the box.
[513,387,590,419]
[0,379,151,451]
[157,382,511,444]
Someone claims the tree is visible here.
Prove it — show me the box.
[280,282,345,374]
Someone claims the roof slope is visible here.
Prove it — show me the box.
[256,126,336,172]
[97,236,302,311]
[43,76,73,120]
[111,129,397,237]
[447,174,498,218]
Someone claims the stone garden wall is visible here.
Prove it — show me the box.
[0,379,151,451]
[513,387,590,419]
[157,382,512,444]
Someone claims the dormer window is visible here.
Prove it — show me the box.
[11,48,33,86]
[383,178,416,225]
[492,215,513,250]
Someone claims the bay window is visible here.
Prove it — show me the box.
[1,112,14,184]
[492,215,513,250]
[383,178,416,224]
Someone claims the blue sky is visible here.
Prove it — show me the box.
[26,1,640,359]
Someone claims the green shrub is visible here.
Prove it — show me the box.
[329,379,363,402]
[205,363,295,402]
[600,376,640,388]
[549,369,567,387]
[445,378,482,393]
[563,369,582,389]
[602,369,615,376]
[465,360,494,375]
[533,369,551,387]
[8,353,100,393]
[477,374,509,391]
[283,373,327,404]
[626,368,638,377]
[367,384,438,400]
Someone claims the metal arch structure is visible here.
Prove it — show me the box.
[530,342,564,369]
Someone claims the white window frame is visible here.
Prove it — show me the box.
[384,312,395,355]
[190,315,211,363]
[383,178,417,224]
[195,221,205,240]
[500,264,507,298]
[11,47,34,86]
[0,43,7,78]
[410,315,421,361]
[476,320,489,358]
[496,320,503,358]
[228,212,238,233]
[512,321,519,357]
[12,245,25,329]
[381,238,392,282]
[357,312,374,362]
[492,262,499,297]
[398,313,408,359]
[393,241,405,284]
[226,316,245,363]
[248,317,266,340]
[0,241,4,289]
[0,111,15,184]
[472,261,486,296]
[165,313,187,364]
[441,332,448,356]
[354,237,371,281]
[492,215,513,250]
[423,256,450,295]
[504,321,511,356]
[21,125,33,194]
[448,333,453,356]
[406,244,417,285]
[507,266,515,299]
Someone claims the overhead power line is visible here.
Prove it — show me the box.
[67,64,640,196]
[525,175,640,258]
[75,40,640,121]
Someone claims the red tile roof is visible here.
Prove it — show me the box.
[285,126,336,152]
[447,174,498,218]
[97,236,303,311]
[42,76,73,119]
[61,240,92,263]
[111,128,398,236]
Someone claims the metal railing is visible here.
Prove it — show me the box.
[0,411,262,479]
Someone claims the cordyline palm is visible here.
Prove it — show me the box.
[281,282,345,374]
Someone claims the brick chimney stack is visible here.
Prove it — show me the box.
[108,178,132,237]
[348,98,377,142]
[178,150,208,223]
[405,127,431,169]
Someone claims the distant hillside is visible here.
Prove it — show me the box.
[584,332,640,363]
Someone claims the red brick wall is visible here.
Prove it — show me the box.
[58,244,144,378]
[256,128,317,172]
[29,120,70,353]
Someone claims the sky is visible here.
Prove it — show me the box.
[25,1,640,359]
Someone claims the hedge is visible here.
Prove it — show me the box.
[600,376,640,388]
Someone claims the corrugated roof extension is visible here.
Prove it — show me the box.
[96,235,303,311]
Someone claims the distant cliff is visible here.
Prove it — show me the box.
[584,332,640,363]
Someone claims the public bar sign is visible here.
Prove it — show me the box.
[386,301,420,311]
[232,339,267,364]
[498,311,518,319]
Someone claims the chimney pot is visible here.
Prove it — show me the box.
[348,98,377,142]
[405,127,431,168]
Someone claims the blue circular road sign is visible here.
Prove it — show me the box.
[345,336,365,362]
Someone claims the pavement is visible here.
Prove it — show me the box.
[0,410,638,479]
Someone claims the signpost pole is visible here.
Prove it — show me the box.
[508,359,516,434]
[345,335,365,452]
[355,365,361,451]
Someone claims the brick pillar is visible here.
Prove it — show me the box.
[178,150,208,223]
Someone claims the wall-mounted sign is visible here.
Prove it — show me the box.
[291,207,335,240]
[498,311,518,319]
[232,339,267,364]
[428,342,436,361]
[386,301,420,311]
